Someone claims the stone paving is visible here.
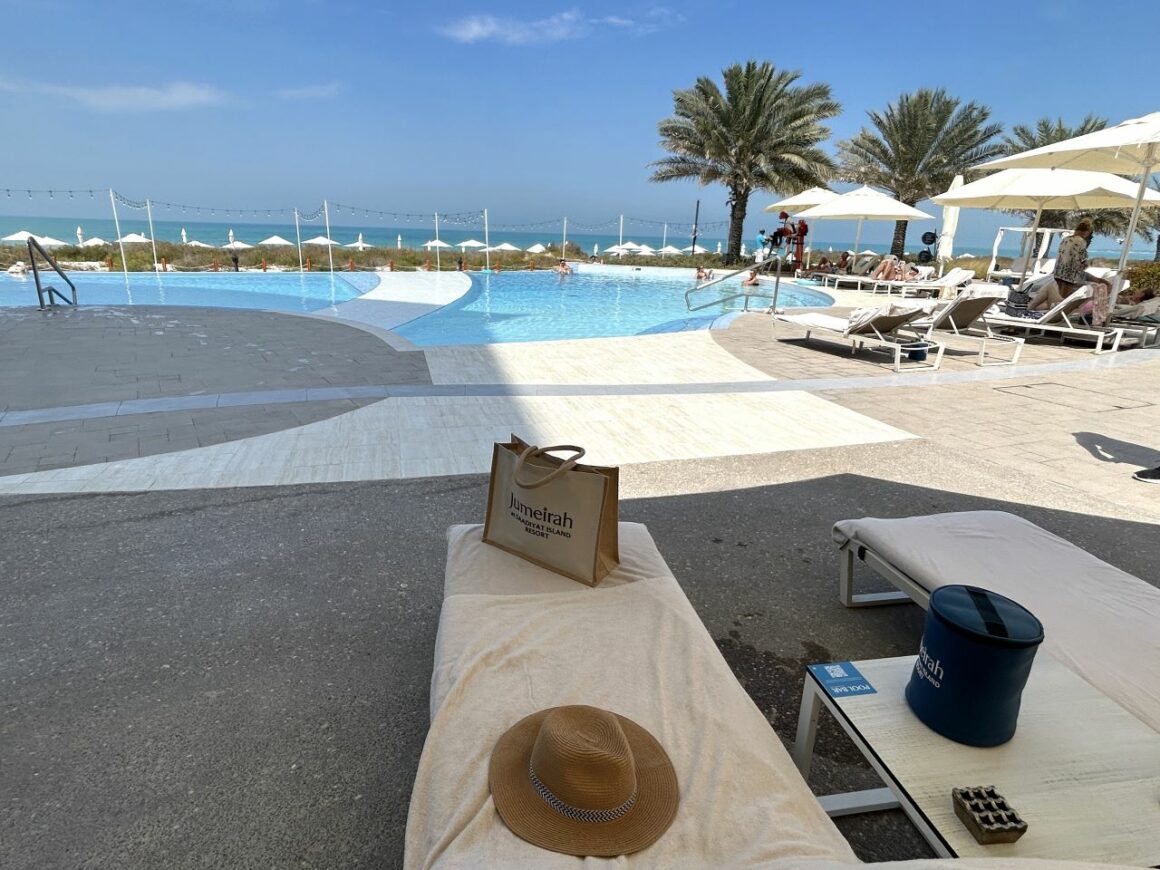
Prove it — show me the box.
[2,282,1160,867]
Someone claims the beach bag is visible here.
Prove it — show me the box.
[1004,288,1032,317]
[483,435,619,586]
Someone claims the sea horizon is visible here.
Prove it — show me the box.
[0,212,1151,261]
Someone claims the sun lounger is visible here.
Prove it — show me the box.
[907,287,1024,366]
[830,511,1160,735]
[872,267,975,299]
[820,258,877,289]
[404,523,856,867]
[984,286,1123,354]
[987,256,1055,283]
[775,303,946,371]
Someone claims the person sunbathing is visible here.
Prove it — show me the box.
[870,256,897,281]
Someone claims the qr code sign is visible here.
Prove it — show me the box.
[824,664,848,679]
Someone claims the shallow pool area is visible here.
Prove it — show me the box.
[0,271,378,313]
[394,269,832,345]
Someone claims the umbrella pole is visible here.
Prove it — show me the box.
[853,219,863,270]
[434,212,441,272]
[619,215,624,248]
[562,217,567,261]
[1016,207,1042,291]
[484,209,491,272]
[294,209,304,273]
[146,199,159,272]
[109,189,127,275]
[1113,151,1157,303]
[662,223,667,250]
[323,201,334,273]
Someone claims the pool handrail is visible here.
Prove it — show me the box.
[26,237,77,309]
[684,255,783,312]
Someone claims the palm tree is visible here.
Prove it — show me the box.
[837,89,1003,255]
[1000,115,1159,256]
[651,61,839,265]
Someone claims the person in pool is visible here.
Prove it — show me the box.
[741,269,760,287]
[555,259,571,275]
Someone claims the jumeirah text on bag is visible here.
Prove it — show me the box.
[483,435,619,586]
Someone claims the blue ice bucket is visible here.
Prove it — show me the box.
[905,585,1044,747]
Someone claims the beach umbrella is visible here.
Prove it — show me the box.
[457,239,486,251]
[933,167,1160,288]
[681,244,710,254]
[526,243,548,254]
[259,234,295,247]
[117,232,152,244]
[423,239,453,250]
[2,230,36,245]
[303,235,339,246]
[636,245,657,256]
[37,235,68,248]
[493,242,521,252]
[797,186,933,264]
[345,233,372,251]
[604,244,628,256]
[184,239,213,248]
[181,227,188,244]
[593,243,600,256]
[763,186,838,213]
[228,228,235,244]
[620,241,641,251]
[977,113,1160,291]
[76,226,84,245]
[658,245,682,256]
[223,240,253,250]
[716,242,722,254]
[80,237,109,248]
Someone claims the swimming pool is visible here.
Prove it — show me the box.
[0,271,378,313]
[394,270,833,346]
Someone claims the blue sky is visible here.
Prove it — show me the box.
[2,0,1158,249]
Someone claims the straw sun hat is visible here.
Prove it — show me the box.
[489,705,679,857]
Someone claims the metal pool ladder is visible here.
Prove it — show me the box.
[684,255,784,312]
[26,236,77,309]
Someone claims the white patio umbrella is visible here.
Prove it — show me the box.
[681,244,710,254]
[457,239,486,251]
[619,241,641,251]
[604,244,628,256]
[932,167,1160,288]
[344,233,372,251]
[117,232,152,244]
[303,235,339,246]
[181,227,188,244]
[2,230,38,244]
[716,242,722,254]
[223,240,253,250]
[80,237,109,248]
[977,112,1160,290]
[185,239,214,248]
[259,235,295,247]
[936,175,964,270]
[763,186,838,213]
[37,235,68,248]
[658,245,683,256]
[228,228,235,244]
[423,239,453,249]
[526,243,548,254]
[76,226,84,245]
[796,186,933,263]
[636,245,657,256]
[492,242,521,252]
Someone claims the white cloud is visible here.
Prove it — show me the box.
[275,81,342,100]
[441,10,590,45]
[0,79,229,112]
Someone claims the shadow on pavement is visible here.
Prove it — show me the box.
[1,472,1156,866]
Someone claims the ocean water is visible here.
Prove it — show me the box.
[0,213,1149,260]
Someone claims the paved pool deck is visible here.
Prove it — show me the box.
[2,269,1159,867]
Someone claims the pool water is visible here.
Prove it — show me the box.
[395,270,832,345]
[0,271,377,313]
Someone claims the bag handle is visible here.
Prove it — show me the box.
[513,443,586,490]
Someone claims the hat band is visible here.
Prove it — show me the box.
[528,762,638,824]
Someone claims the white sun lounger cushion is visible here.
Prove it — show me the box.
[404,523,855,868]
[832,511,1160,733]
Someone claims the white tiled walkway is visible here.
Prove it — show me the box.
[0,390,912,494]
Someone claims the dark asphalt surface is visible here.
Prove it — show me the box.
[2,468,1157,868]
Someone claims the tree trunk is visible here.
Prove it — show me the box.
[890,220,909,257]
[726,189,749,266]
